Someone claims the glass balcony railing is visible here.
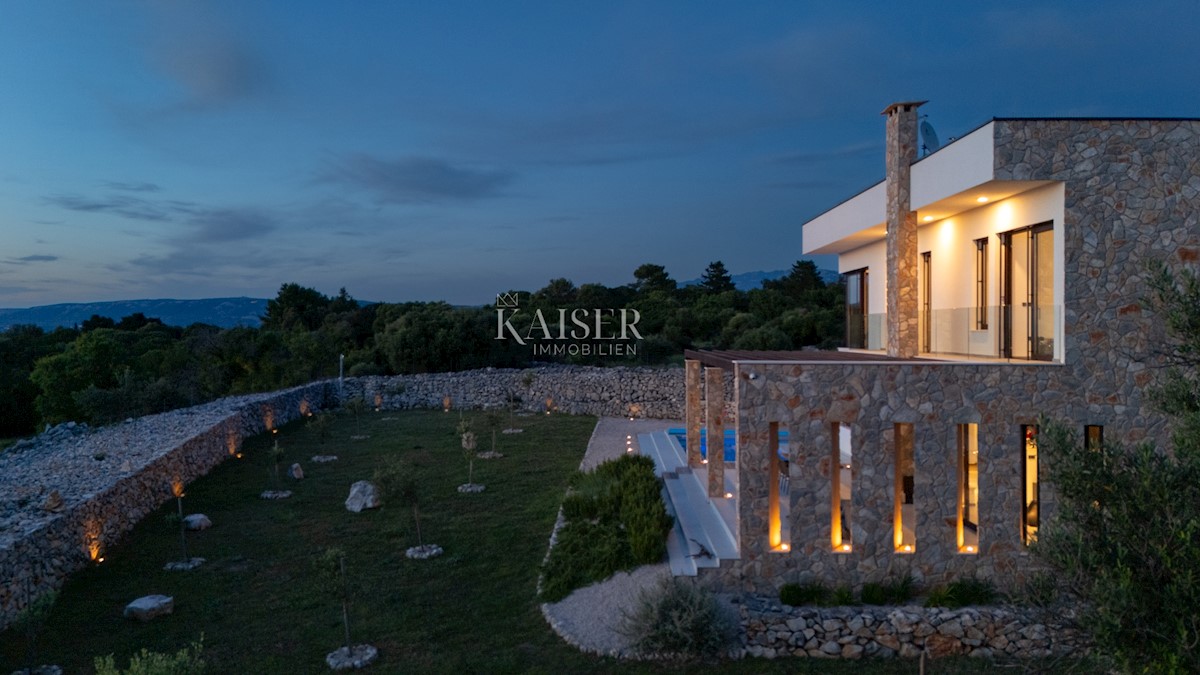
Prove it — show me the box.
[859,305,1062,362]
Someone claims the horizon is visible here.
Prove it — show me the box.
[4,1,1199,307]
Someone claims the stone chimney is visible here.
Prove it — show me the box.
[882,101,925,359]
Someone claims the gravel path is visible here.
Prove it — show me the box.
[540,416,681,657]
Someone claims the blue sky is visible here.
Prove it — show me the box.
[2,1,1198,307]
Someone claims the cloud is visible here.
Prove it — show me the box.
[10,255,59,263]
[151,36,265,110]
[44,193,195,222]
[320,155,515,203]
[184,208,275,243]
[101,181,162,193]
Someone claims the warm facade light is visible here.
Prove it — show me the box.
[923,215,934,222]
[780,543,790,552]
[724,492,733,499]
[841,544,852,552]
[976,196,989,203]
[443,396,451,412]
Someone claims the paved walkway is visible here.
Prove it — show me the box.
[540,416,681,657]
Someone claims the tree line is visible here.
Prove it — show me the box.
[0,260,843,436]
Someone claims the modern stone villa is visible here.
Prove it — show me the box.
[640,103,1200,594]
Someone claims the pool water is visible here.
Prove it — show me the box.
[667,428,789,463]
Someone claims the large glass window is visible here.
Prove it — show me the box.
[1001,223,1054,360]
[845,268,868,349]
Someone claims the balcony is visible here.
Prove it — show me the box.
[851,305,1062,363]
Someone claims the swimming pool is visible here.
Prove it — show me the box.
[667,428,789,463]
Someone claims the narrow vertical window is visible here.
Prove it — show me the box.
[1085,425,1103,452]
[894,423,916,553]
[920,252,932,352]
[769,422,787,551]
[957,424,979,553]
[831,423,853,552]
[975,237,989,329]
[1022,425,1039,545]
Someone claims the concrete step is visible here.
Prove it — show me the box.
[638,431,687,477]
[663,471,738,561]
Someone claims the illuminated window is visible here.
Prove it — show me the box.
[1085,425,1103,452]
[769,422,787,551]
[894,423,915,553]
[957,424,979,553]
[831,423,853,552]
[1022,425,1039,545]
[975,238,989,329]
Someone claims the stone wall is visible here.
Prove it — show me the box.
[736,598,1088,660]
[0,382,335,631]
[343,365,710,419]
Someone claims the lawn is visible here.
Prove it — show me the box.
[2,410,1080,674]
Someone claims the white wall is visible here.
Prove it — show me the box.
[837,182,1065,359]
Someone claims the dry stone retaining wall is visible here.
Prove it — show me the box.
[344,365,709,419]
[737,599,1088,660]
[0,381,335,631]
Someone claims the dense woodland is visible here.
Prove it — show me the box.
[0,260,842,437]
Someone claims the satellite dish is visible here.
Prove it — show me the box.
[920,119,940,156]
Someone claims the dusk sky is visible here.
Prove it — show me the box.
[3,1,1198,308]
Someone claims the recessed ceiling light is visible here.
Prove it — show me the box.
[922,215,934,222]
[976,196,989,203]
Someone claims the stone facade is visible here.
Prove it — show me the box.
[697,119,1200,596]
[0,382,335,631]
[884,101,923,359]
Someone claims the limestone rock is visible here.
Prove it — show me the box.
[124,594,174,621]
[163,557,206,571]
[345,481,381,512]
[42,490,63,512]
[183,514,211,530]
[289,463,304,480]
[325,644,378,670]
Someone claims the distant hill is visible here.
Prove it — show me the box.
[682,268,840,290]
[0,297,268,331]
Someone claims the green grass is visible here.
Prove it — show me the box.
[1,410,1087,674]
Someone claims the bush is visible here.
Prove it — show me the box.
[540,520,632,602]
[620,577,736,659]
[542,455,671,600]
[923,577,996,608]
[779,582,828,606]
[861,576,915,605]
[94,637,205,675]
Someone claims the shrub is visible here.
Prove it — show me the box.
[94,637,205,675]
[620,576,736,659]
[923,577,996,608]
[862,576,915,605]
[542,454,670,600]
[541,520,632,602]
[831,586,856,606]
[779,582,828,606]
